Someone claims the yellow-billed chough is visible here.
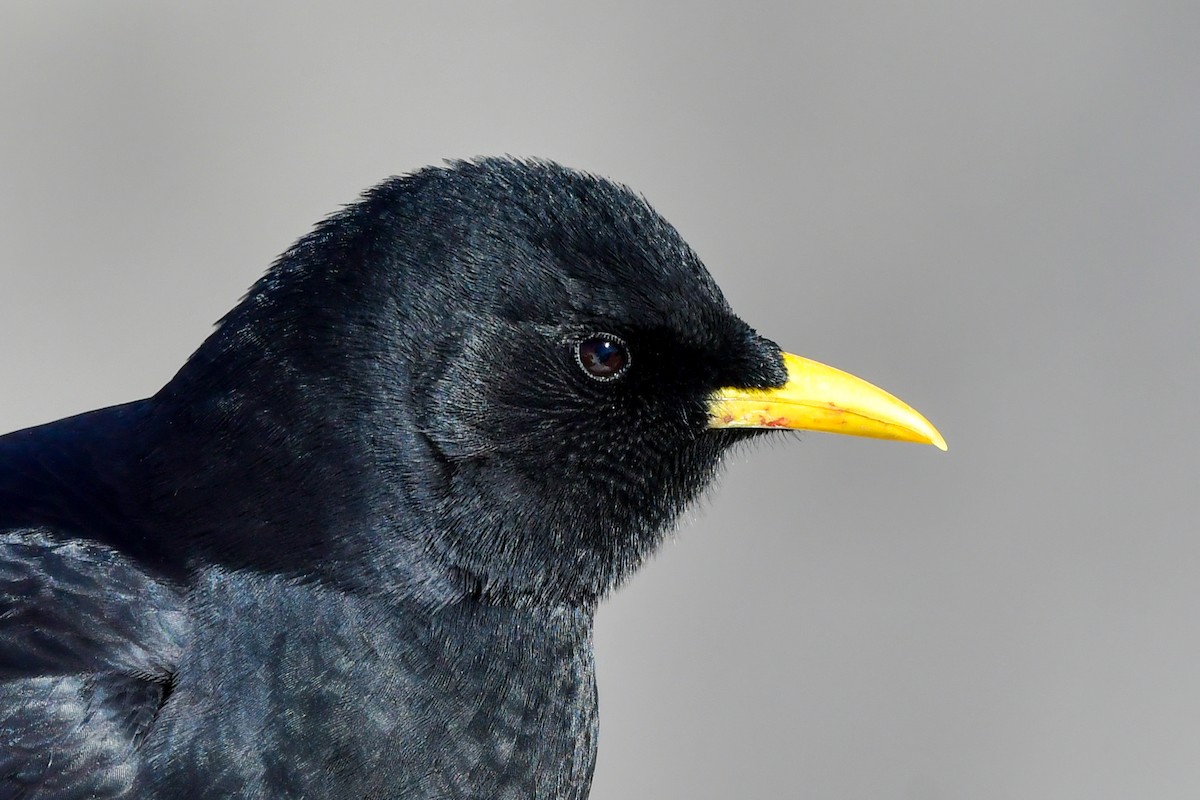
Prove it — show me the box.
[0,159,944,799]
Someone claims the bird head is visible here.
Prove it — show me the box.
[163,158,943,606]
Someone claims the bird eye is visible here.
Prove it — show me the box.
[575,334,630,381]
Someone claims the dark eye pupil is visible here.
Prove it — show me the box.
[577,336,629,380]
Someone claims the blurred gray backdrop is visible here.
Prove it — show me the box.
[2,3,1198,798]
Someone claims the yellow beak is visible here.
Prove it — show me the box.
[708,352,947,450]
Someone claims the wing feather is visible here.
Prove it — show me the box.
[0,530,186,799]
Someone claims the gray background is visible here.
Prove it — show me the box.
[1,3,1197,798]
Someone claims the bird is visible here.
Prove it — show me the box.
[0,158,945,799]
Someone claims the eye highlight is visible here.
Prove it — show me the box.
[575,334,630,382]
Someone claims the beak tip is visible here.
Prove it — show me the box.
[917,421,948,452]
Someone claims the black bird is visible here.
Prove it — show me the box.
[0,159,944,799]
